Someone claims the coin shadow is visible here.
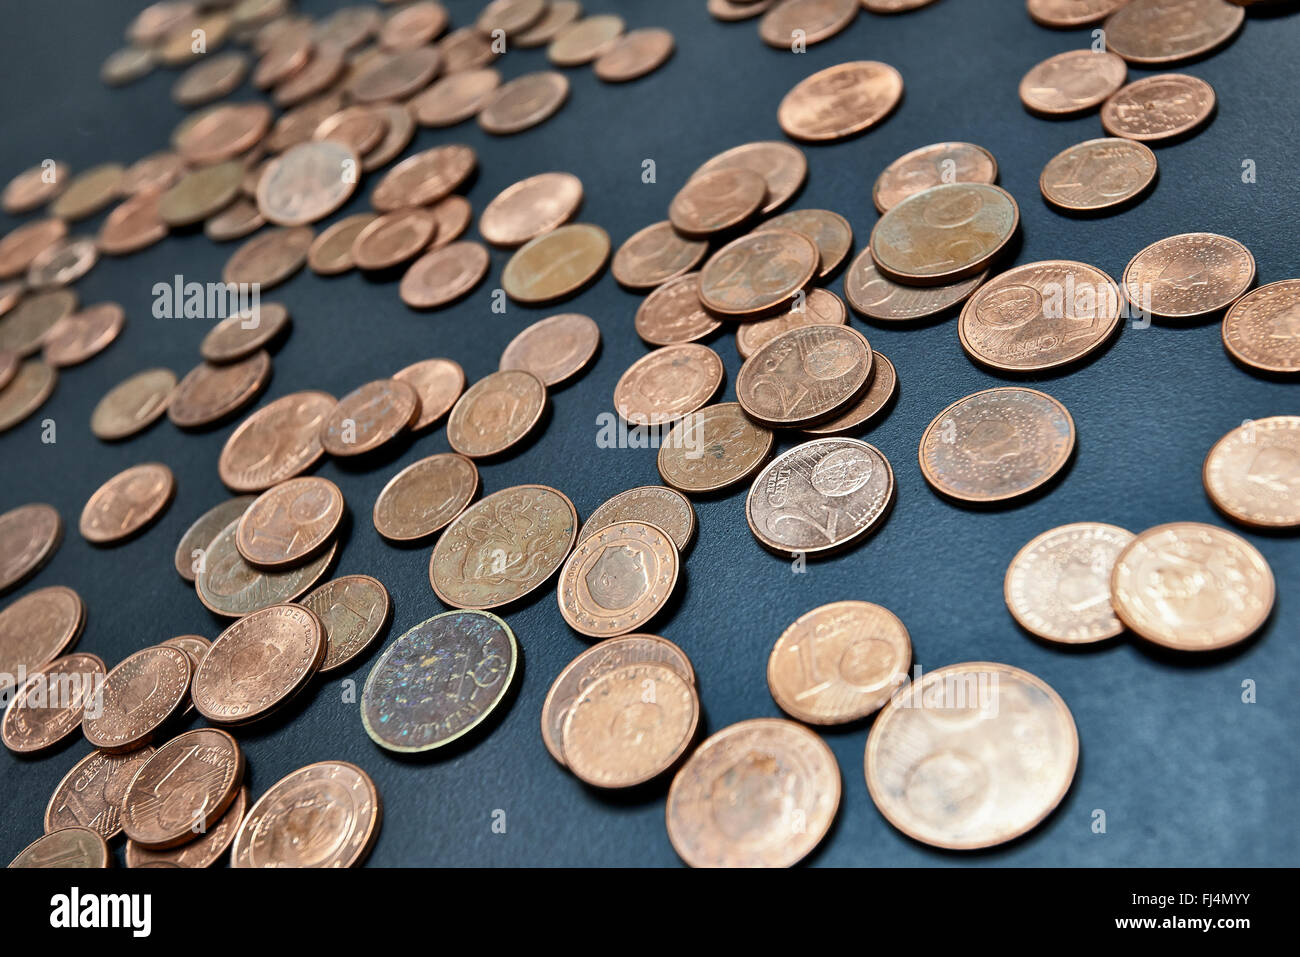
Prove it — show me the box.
[1146,303,1228,330]
[545,338,602,396]
[1128,603,1273,668]
[326,429,421,474]
[1040,169,1159,221]
[973,320,1123,382]
[170,379,273,434]
[930,447,1077,513]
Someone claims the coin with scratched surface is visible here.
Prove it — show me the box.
[44,746,154,839]
[669,168,766,239]
[200,303,290,364]
[499,313,600,385]
[737,324,873,427]
[236,476,343,568]
[873,142,998,213]
[1221,280,1300,374]
[0,587,83,691]
[121,728,244,850]
[374,453,479,542]
[558,521,679,638]
[871,183,1019,286]
[256,140,359,226]
[865,662,1078,850]
[79,463,175,544]
[658,402,775,494]
[83,646,191,753]
[362,609,517,752]
[1040,138,1157,213]
[691,141,806,216]
[9,827,110,868]
[1123,233,1255,319]
[1005,523,1135,643]
[168,352,271,428]
[1204,416,1300,528]
[959,260,1123,372]
[919,388,1075,503]
[804,352,898,436]
[580,486,696,553]
[778,61,903,142]
[127,786,247,869]
[736,288,846,359]
[400,242,491,309]
[611,221,708,290]
[502,223,609,304]
[0,503,62,594]
[699,229,818,317]
[768,601,911,724]
[90,368,175,441]
[667,718,840,868]
[429,484,577,609]
[2,653,105,753]
[299,575,391,673]
[174,496,256,582]
[479,70,569,134]
[757,208,853,280]
[320,379,419,457]
[746,438,894,556]
[446,369,546,458]
[480,172,584,247]
[195,518,337,617]
[231,761,380,867]
[393,358,465,428]
[41,302,125,367]
[1104,0,1243,64]
[1019,50,1127,116]
[1101,74,1216,142]
[635,274,721,346]
[0,360,57,432]
[613,343,724,427]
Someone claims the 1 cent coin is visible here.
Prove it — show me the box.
[121,728,244,850]
[558,521,679,638]
[446,369,547,458]
[373,453,479,542]
[0,586,84,690]
[657,401,775,494]
[499,313,600,385]
[1039,138,1157,213]
[736,287,847,359]
[691,141,807,216]
[299,575,391,673]
[79,463,175,544]
[126,786,247,869]
[44,746,155,840]
[236,476,344,569]
[174,496,256,581]
[1204,416,1300,528]
[370,144,476,212]
[9,827,109,868]
[90,368,175,441]
[804,352,898,435]
[1123,232,1255,319]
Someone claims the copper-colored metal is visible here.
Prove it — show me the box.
[121,152,185,195]
[159,161,244,227]
[437,26,499,72]
[613,343,724,427]
[502,224,609,303]
[0,586,83,688]
[371,144,476,212]
[594,28,675,82]
[173,497,256,582]
[1020,50,1127,116]
[2,653,105,753]
[1204,416,1300,528]
[0,219,67,280]
[44,746,155,840]
[127,786,247,868]
[1123,232,1255,319]
[219,390,335,492]
[257,140,359,226]
[760,0,856,46]
[195,519,337,617]
[1028,0,1127,27]
[83,646,190,752]
[1104,0,1243,65]
[319,379,419,457]
[873,143,999,214]
[98,190,169,255]
[222,226,314,289]
[736,325,873,427]
[0,359,57,433]
[236,476,344,569]
[79,463,175,544]
[612,221,708,290]
[3,161,70,215]
[0,288,76,356]
[299,574,391,674]
[0,503,62,594]
[50,164,125,222]
[558,520,680,638]
[173,51,249,106]
[499,313,600,386]
[168,352,271,428]
[1222,280,1300,374]
[391,357,464,429]
[204,198,266,242]
[9,827,109,868]
[669,169,765,239]
[1101,74,1216,142]
[42,303,124,367]
[804,352,898,435]
[548,14,624,66]
[200,302,290,364]
[346,46,442,103]
[90,368,175,440]
[478,0,546,37]
[657,401,775,494]
[173,103,271,166]
[478,71,570,134]
[737,288,846,359]
[381,0,448,49]
[351,208,438,271]
[481,172,584,247]
[580,486,696,553]
[121,728,244,849]
[517,0,581,46]
[446,369,547,458]
[634,274,720,346]
[691,141,806,216]
[1040,137,1157,213]
[758,208,852,279]
[778,61,903,142]
[410,68,502,126]
[27,237,98,290]
[373,453,479,543]
[870,183,1019,286]
[308,214,377,275]
[698,229,818,316]
[399,242,491,309]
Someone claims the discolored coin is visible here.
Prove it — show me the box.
[256,140,358,226]
[0,219,67,281]
[121,728,244,850]
[1203,416,1300,528]
[502,223,610,303]
[308,213,377,275]
[79,463,175,544]
[1020,50,1127,116]
[548,14,624,65]
[373,453,478,544]
[759,0,857,47]
[351,208,437,271]
[614,343,724,426]
[804,352,898,435]
[1039,138,1157,212]
[481,172,584,248]
[1105,0,1243,65]
[204,198,265,242]
[579,486,696,553]
[0,587,83,689]
[27,237,99,290]
[873,142,998,214]
[737,287,847,359]
[49,164,124,222]
[594,27,675,82]
[195,519,337,617]
[126,786,247,869]
[392,357,465,430]
[222,226,313,289]
[871,183,1020,285]
[1028,0,1128,27]
[658,402,775,495]
[168,352,271,428]
[90,368,175,440]
[0,289,76,356]
[8,827,110,868]
[372,145,476,211]
[1123,232,1255,319]
[446,369,546,458]
[736,325,873,427]
[1101,74,1216,142]
[177,497,257,580]
[635,274,721,347]
[669,168,765,239]
[0,360,57,433]
[236,476,344,569]
[667,718,840,868]
[612,221,708,290]
[362,609,517,751]
[558,521,680,638]
[320,379,419,457]
[44,746,155,840]
[98,190,169,255]
[479,71,570,134]
[159,161,244,227]
[0,503,62,593]
[410,68,502,126]
[778,61,904,142]
[429,485,577,609]
[200,302,290,364]
[699,229,819,317]
[499,313,600,386]
[692,141,806,216]
[82,646,191,753]
[42,302,126,367]
[2,653,105,753]
[399,242,491,309]
[3,162,70,215]
[758,209,852,280]
[865,662,1078,849]
[1222,280,1300,374]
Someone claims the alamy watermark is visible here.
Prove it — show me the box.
[152,274,260,326]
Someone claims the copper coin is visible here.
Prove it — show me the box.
[865,662,1078,849]
[362,104,416,173]
[0,285,21,322]
[517,0,582,46]
[861,0,940,10]
[351,208,437,270]
[173,496,256,582]
[778,61,903,142]
[429,485,577,609]
[308,213,377,275]
[1105,0,1243,64]
[193,603,325,723]
[1222,280,1300,374]
[1123,232,1255,319]
[362,609,517,751]
[657,401,775,494]
[0,586,83,691]
[635,274,720,347]
[698,229,819,318]
[49,164,124,221]
[611,221,708,290]
[399,241,491,309]
[547,14,624,65]
[1020,50,1127,116]
[1204,416,1300,528]
[159,160,244,227]
[160,634,210,717]
[478,71,570,134]
[1101,73,1216,142]
[758,208,852,279]
[594,27,675,82]
[128,2,199,46]
[44,746,155,840]
[0,359,57,433]
[173,50,249,106]
[438,26,499,72]
[121,151,185,195]
[204,197,266,242]
[313,105,388,156]
[480,172,584,248]
[167,352,272,428]
[274,45,346,108]
[373,453,479,543]
[0,288,77,356]
[873,142,998,214]
[579,486,696,553]
[1028,0,1127,27]
[958,260,1123,371]
[614,343,724,426]
[8,827,109,868]
[371,144,476,212]
[746,438,894,556]
[90,368,176,440]
[42,302,126,367]
[669,168,765,239]
[345,46,442,103]
[126,786,248,869]
[871,183,1020,285]
[738,288,847,359]
[411,68,502,126]
[173,103,271,166]
[0,503,62,594]
[0,219,67,280]
[502,223,610,303]
[0,349,14,389]
[313,7,381,50]
[1039,137,1157,212]
[257,140,358,226]
[266,93,344,153]
[222,226,314,288]
[692,141,807,216]
[79,463,175,544]
[121,728,244,849]
[446,369,546,458]
[667,718,840,868]
[231,762,381,867]
[3,162,70,215]
[1005,522,1135,644]
[98,190,169,255]
[200,302,291,363]
[760,0,857,47]
[82,646,191,753]
[195,520,337,617]
[320,379,419,457]
[736,325,873,427]
[558,520,679,638]
[236,476,344,568]
[392,357,465,429]
[157,10,232,66]
[218,390,337,491]
[2,653,105,753]
[381,0,448,49]
[27,237,98,290]
[804,352,897,435]
[768,601,910,724]
[919,388,1075,503]
[479,0,546,36]
[499,313,600,385]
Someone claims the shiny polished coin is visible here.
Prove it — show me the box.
[499,313,600,385]
[613,343,724,427]
[82,646,191,753]
[871,183,1020,286]
[667,718,840,868]
[193,603,325,723]
[373,453,479,542]
[2,161,70,215]
[1020,50,1127,116]
[548,14,624,65]
[351,208,437,271]
[231,762,380,867]
[79,463,175,544]
[736,287,846,359]
[635,274,721,346]
[778,61,904,142]
[746,438,894,556]
[27,237,98,290]
[760,0,857,47]
[299,575,390,674]
[392,357,465,429]
[0,219,67,281]
[804,352,897,435]
[42,302,126,367]
[1101,73,1216,142]
[371,144,476,211]
[222,226,313,289]
[126,786,247,869]
[579,486,696,553]
[0,359,57,433]
[480,172,584,248]
[865,662,1078,849]
[692,141,806,216]
[959,260,1123,371]
[1028,0,1127,26]
[8,827,109,869]
[737,325,873,427]
[1005,522,1135,643]
[501,223,609,304]
[873,142,998,214]
[236,476,344,569]
[429,485,577,609]
[308,213,377,275]
[1222,280,1300,374]
[98,190,169,255]
[758,209,852,280]
[1204,416,1300,528]
[410,68,502,126]
[121,728,244,850]
[658,401,775,494]
[0,586,83,691]
[1122,232,1255,319]
[1105,0,1243,64]
[362,609,517,751]
[195,519,337,617]
[399,242,491,309]
[2,653,105,754]
[159,160,244,227]
[90,368,175,441]
[256,140,358,226]
[768,601,911,724]
[611,221,708,290]
[0,503,62,594]
[168,352,271,428]
[44,746,155,840]
[320,379,420,457]
[0,288,76,356]
[1040,138,1157,212]
[200,302,290,364]
[594,27,675,82]
[49,163,124,221]
[446,369,546,458]
[919,388,1075,503]
[558,521,679,638]
[699,229,819,317]
[668,168,765,239]
[174,496,256,581]
[204,197,265,242]
[479,71,569,134]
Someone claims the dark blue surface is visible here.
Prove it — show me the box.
[0,0,1295,867]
